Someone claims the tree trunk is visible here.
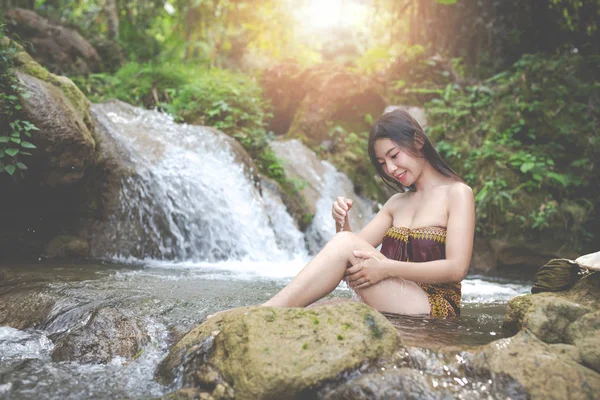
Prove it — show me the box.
[105,0,119,41]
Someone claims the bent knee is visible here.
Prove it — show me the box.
[333,231,356,241]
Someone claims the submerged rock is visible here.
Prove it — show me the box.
[320,368,439,400]
[0,287,57,329]
[51,306,150,364]
[157,302,402,400]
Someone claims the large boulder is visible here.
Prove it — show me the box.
[504,272,600,335]
[4,8,102,75]
[502,272,600,375]
[157,302,402,400]
[286,64,386,146]
[471,330,600,400]
[16,71,96,187]
[0,40,96,258]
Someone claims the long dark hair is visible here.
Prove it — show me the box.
[368,109,462,192]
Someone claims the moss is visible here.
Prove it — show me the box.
[158,303,402,399]
[53,76,94,131]
[13,48,51,82]
[11,39,95,135]
[503,294,533,334]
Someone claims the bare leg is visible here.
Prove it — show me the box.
[263,232,431,315]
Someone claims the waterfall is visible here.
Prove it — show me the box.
[91,101,306,262]
[270,140,374,254]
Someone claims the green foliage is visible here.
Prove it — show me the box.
[386,51,457,106]
[428,53,599,249]
[0,26,38,178]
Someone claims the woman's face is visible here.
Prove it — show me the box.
[373,138,423,186]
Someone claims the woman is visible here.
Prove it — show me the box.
[263,109,475,318]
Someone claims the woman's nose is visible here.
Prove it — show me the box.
[386,159,397,173]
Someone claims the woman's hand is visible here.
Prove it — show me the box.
[345,250,388,289]
[332,197,353,226]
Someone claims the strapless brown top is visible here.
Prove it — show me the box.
[380,226,461,318]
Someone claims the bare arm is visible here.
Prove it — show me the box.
[354,196,397,247]
[381,184,475,283]
[333,195,398,248]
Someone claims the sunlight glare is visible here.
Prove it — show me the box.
[299,0,343,32]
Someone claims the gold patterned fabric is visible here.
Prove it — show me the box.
[380,226,461,318]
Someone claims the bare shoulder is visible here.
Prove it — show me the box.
[379,191,410,217]
[447,181,475,215]
[448,181,474,200]
[383,191,410,208]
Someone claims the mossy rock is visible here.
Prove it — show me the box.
[13,42,94,133]
[472,330,600,400]
[158,302,402,400]
[504,273,600,338]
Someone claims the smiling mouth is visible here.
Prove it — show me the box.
[394,171,407,181]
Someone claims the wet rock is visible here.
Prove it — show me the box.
[548,343,583,364]
[0,44,97,258]
[0,287,57,329]
[503,273,600,337]
[565,311,600,372]
[499,272,600,394]
[472,330,600,400]
[320,368,440,400]
[522,296,590,343]
[163,388,216,400]
[5,8,101,76]
[158,302,402,400]
[51,306,150,364]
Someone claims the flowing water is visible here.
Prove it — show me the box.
[0,262,530,399]
[1,103,532,398]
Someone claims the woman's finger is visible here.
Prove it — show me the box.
[336,197,348,210]
[332,203,346,218]
[352,250,371,259]
[354,281,371,289]
[345,265,362,276]
[350,278,369,288]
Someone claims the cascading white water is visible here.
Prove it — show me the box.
[91,101,307,262]
[270,140,374,254]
